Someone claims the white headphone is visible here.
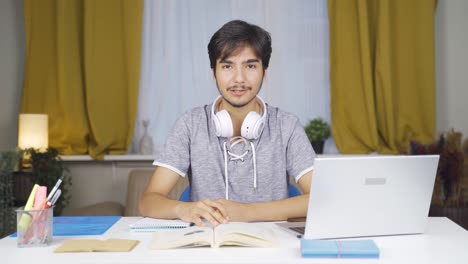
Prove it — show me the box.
[211,95,267,139]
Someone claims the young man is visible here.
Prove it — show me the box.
[139,20,315,227]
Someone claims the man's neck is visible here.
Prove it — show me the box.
[219,98,261,137]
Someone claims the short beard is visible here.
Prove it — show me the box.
[224,96,255,108]
[215,80,263,108]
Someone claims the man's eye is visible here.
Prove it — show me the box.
[247,64,257,69]
[222,65,232,69]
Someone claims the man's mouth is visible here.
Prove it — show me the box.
[227,85,251,92]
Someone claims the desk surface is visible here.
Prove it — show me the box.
[2,217,468,264]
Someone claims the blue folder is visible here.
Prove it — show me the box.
[11,216,121,237]
[301,239,380,258]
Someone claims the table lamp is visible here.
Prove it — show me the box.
[18,113,48,169]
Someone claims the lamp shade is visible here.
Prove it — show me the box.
[18,113,49,150]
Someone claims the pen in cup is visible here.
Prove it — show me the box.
[46,174,64,204]
[44,189,61,209]
[50,189,61,206]
[38,190,60,244]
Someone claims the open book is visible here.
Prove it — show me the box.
[150,222,277,249]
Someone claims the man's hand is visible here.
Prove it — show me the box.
[174,199,229,227]
[216,199,252,222]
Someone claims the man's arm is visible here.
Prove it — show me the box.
[216,170,313,222]
[138,166,229,226]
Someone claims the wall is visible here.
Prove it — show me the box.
[1,1,467,150]
[0,0,24,151]
[435,0,468,136]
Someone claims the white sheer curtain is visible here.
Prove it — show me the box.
[133,0,337,153]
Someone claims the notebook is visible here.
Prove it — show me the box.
[55,238,139,253]
[129,217,193,232]
[277,155,439,239]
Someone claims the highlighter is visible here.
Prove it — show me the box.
[18,184,39,232]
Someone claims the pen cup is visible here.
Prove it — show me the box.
[16,207,53,247]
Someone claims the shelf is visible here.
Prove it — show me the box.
[60,155,156,162]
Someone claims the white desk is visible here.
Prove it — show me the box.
[2,217,468,264]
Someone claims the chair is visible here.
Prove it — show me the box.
[179,183,302,202]
[63,170,188,216]
[123,170,189,215]
[123,170,154,216]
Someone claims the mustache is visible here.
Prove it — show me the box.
[227,85,252,90]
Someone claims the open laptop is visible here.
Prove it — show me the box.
[277,155,439,239]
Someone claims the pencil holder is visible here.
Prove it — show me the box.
[16,206,53,247]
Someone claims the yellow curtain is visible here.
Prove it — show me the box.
[328,0,437,153]
[21,0,143,159]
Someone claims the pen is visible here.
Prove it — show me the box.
[50,189,61,206]
[46,174,64,203]
[45,189,61,208]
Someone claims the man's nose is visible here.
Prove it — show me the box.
[233,67,246,83]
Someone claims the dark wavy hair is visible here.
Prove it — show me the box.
[208,20,272,72]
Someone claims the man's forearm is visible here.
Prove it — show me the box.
[139,192,184,219]
[139,192,309,222]
[245,194,309,222]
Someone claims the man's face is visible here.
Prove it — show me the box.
[213,45,266,108]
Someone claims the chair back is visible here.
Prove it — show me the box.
[125,170,190,216]
[124,170,154,216]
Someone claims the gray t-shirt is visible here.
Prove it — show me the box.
[154,102,315,203]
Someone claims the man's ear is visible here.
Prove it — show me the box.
[263,69,268,81]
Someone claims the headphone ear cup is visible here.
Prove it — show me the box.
[241,111,263,139]
[215,110,233,138]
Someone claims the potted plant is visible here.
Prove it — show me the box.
[26,148,72,216]
[406,129,468,230]
[304,118,331,154]
[0,150,21,238]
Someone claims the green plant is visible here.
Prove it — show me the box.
[304,118,331,142]
[27,148,71,216]
[0,150,21,238]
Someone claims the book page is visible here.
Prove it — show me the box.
[150,226,213,249]
[214,222,277,248]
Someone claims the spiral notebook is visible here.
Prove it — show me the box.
[129,218,193,232]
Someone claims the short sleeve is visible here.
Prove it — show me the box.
[153,113,191,177]
[286,119,316,182]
